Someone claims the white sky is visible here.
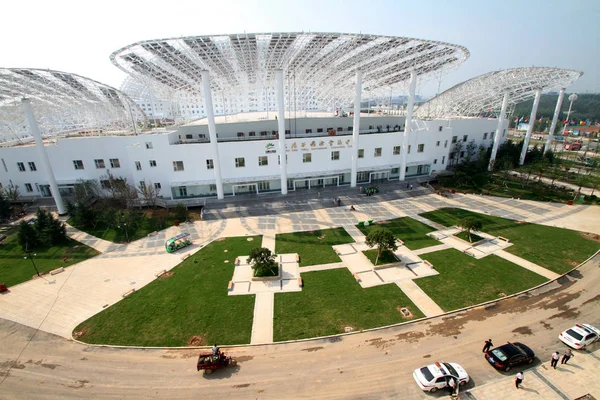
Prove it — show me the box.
[2,0,599,97]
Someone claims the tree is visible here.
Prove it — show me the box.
[138,181,160,208]
[4,185,20,201]
[365,227,398,264]
[73,179,100,204]
[174,203,188,221]
[247,247,278,276]
[458,217,483,243]
[0,191,12,222]
[18,221,39,250]
[464,140,477,163]
[100,171,138,207]
[33,209,67,246]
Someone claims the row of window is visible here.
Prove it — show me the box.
[72,158,159,171]
[16,162,36,172]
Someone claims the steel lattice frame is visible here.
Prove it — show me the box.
[0,68,146,143]
[415,67,583,119]
[111,32,469,111]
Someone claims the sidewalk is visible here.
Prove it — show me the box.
[462,347,600,399]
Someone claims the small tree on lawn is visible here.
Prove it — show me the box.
[138,181,160,208]
[174,203,188,221]
[365,227,398,265]
[247,247,278,277]
[18,221,39,250]
[458,217,483,243]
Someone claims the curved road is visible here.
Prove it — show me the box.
[0,254,599,399]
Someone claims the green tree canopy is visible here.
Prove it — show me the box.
[458,217,483,243]
[247,247,278,276]
[365,227,398,258]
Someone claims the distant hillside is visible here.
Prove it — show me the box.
[513,93,600,122]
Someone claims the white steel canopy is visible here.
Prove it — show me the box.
[111,32,469,108]
[0,68,146,144]
[415,67,583,119]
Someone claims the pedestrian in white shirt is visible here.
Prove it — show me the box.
[551,351,560,369]
[515,371,524,389]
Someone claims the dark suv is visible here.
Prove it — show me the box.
[485,342,535,372]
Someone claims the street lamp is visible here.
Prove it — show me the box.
[24,253,40,277]
[118,223,129,243]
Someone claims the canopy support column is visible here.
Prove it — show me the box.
[201,71,224,200]
[519,89,542,165]
[400,70,417,181]
[275,70,288,195]
[350,70,362,188]
[545,88,565,154]
[488,92,509,171]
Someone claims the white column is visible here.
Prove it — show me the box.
[519,89,542,165]
[488,92,509,171]
[21,98,66,215]
[275,70,288,195]
[399,71,417,181]
[350,70,362,187]
[201,71,224,199]
[545,88,565,154]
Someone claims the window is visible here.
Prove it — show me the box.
[100,179,110,189]
[358,149,364,158]
[260,131,267,136]
[483,132,488,140]
[460,151,465,158]
[258,156,268,166]
[442,156,446,164]
[206,159,214,170]
[135,161,142,171]
[407,145,411,154]
[305,129,312,134]
[433,159,438,164]
[139,181,146,190]
[199,134,206,139]
[331,151,340,161]
[393,146,400,155]
[149,160,157,167]
[285,130,290,135]
[185,134,193,139]
[374,148,382,157]
[94,159,105,169]
[463,135,468,142]
[209,184,217,191]
[25,183,33,192]
[145,142,153,149]
[303,153,312,163]
[17,162,25,172]
[436,141,440,147]
[235,157,245,168]
[249,131,256,136]
[417,144,425,153]
[452,136,458,144]
[73,160,84,170]
[444,140,448,148]
[178,186,187,197]
[173,161,184,171]
[438,126,443,132]
[337,127,343,132]
[278,155,287,165]
[154,183,161,189]
[110,158,120,168]
[317,128,323,133]
[28,162,36,171]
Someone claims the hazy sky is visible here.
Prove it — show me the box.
[2,0,598,97]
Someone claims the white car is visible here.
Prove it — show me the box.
[559,324,600,349]
[413,361,469,393]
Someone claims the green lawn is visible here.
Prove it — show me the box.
[363,249,398,265]
[69,212,179,243]
[416,249,549,311]
[275,228,354,267]
[420,208,600,274]
[74,236,260,346]
[273,269,424,341]
[357,217,441,250]
[455,231,484,243]
[0,228,100,287]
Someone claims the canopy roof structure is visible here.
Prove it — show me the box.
[415,67,583,119]
[111,32,469,109]
[0,68,146,144]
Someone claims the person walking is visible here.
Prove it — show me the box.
[515,371,524,389]
[561,349,574,364]
[551,351,560,369]
[482,339,493,353]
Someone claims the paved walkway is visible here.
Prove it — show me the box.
[0,188,598,343]
[65,225,122,253]
[395,280,445,317]
[412,243,451,255]
[495,250,561,280]
[250,292,274,344]
[463,347,600,399]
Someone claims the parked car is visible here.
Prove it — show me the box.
[484,342,535,372]
[412,361,469,393]
[559,324,600,349]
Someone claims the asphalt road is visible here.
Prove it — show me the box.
[0,254,598,400]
